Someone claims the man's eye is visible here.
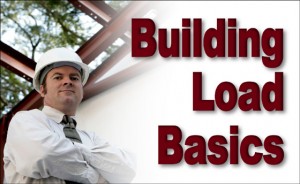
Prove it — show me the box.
[53,76,62,80]
[71,76,79,81]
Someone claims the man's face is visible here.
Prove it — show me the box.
[40,66,83,115]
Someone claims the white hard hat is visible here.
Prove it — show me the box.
[33,47,89,92]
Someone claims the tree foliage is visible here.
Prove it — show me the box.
[0,67,32,117]
[1,0,92,59]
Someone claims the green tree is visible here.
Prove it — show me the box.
[0,67,32,117]
[1,0,93,59]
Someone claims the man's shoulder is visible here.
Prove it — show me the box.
[14,108,44,117]
[11,109,47,123]
[8,109,50,130]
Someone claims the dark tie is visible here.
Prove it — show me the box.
[61,115,82,143]
[61,115,82,184]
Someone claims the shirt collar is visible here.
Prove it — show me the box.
[42,106,76,124]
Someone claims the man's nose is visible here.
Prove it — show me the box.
[62,77,73,86]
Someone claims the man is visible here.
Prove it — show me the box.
[3,48,136,183]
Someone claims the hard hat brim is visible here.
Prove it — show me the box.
[33,61,89,93]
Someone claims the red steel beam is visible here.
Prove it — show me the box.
[90,1,116,17]
[76,1,150,65]
[9,90,43,113]
[86,43,130,86]
[0,91,43,125]
[83,61,159,100]
[78,0,112,22]
[68,0,110,26]
[80,1,133,46]
[0,41,36,82]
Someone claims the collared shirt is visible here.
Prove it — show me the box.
[3,106,136,183]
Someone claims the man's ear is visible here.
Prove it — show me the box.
[39,85,46,97]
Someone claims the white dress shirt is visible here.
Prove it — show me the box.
[3,106,136,183]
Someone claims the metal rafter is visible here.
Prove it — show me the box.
[83,60,159,100]
[86,43,130,86]
[68,0,111,26]
[68,0,131,45]
[9,90,43,114]
[76,1,150,64]
[90,1,116,17]
[0,41,36,82]
[78,1,112,22]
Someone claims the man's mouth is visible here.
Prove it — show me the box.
[60,90,74,93]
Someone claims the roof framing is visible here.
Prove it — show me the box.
[75,1,150,64]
